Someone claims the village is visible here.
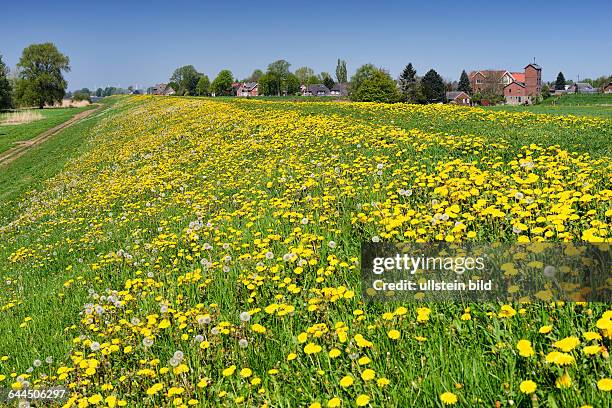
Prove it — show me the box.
[147,61,612,106]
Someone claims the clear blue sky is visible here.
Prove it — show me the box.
[2,0,610,90]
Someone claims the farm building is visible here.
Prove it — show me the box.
[567,82,598,94]
[445,91,470,106]
[302,84,330,96]
[330,83,349,96]
[604,82,612,93]
[469,63,541,105]
[150,83,176,96]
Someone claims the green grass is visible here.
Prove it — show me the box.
[0,99,120,225]
[540,93,612,106]
[0,106,93,154]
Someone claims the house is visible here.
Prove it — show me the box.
[236,82,259,97]
[604,82,612,93]
[469,63,542,105]
[503,81,528,105]
[501,64,542,105]
[445,91,470,106]
[302,84,330,96]
[567,82,598,94]
[330,83,349,97]
[150,83,175,96]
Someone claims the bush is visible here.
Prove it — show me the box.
[349,70,400,103]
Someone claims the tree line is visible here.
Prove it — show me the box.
[165,58,458,103]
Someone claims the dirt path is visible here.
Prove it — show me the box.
[0,104,102,167]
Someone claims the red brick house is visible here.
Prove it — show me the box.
[503,81,527,105]
[469,64,541,105]
[236,82,258,97]
[502,64,542,105]
[603,82,612,93]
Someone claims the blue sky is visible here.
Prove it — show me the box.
[2,0,610,90]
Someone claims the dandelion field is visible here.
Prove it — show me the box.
[0,96,611,407]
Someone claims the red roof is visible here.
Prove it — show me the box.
[511,72,525,82]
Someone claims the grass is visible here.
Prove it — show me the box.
[540,93,612,106]
[0,96,610,407]
[0,99,119,225]
[485,93,612,119]
[0,106,93,154]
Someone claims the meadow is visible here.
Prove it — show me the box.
[0,106,93,154]
[0,96,610,407]
[486,94,612,119]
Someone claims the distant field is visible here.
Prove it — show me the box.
[0,106,93,153]
[485,93,612,118]
[541,93,612,106]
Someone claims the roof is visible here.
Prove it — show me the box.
[446,91,469,99]
[524,63,542,70]
[305,84,330,94]
[504,81,525,88]
[469,70,506,79]
[238,82,258,91]
[510,72,525,82]
[604,82,612,88]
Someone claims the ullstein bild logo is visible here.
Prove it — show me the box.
[361,242,611,303]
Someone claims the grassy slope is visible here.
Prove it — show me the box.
[485,94,612,119]
[0,106,93,153]
[0,99,120,224]
[0,97,610,407]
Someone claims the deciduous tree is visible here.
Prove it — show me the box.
[335,59,347,83]
[170,65,201,95]
[294,67,315,84]
[196,75,210,96]
[14,43,70,108]
[211,70,234,96]
[350,68,400,103]
[349,64,378,96]
[0,55,13,109]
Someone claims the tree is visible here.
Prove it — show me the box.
[247,69,263,82]
[285,73,300,95]
[72,91,91,102]
[295,66,315,84]
[541,84,551,99]
[267,60,291,96]
[555,72,566,90]
[349,64,378,96]
[196,75,210,96]
[398,63,419,102]
[336,59,347,83]
[457,70,472,94]
[258,73,279,96]
[95,88,103,97]
[0,55,13,109]
[14,43,70,108]
[306,75,321,85]
[170,65,201,95]
[211,70,234,96]
[349,69,400,103]
[322,73,335,90]
[421,69,445,103]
